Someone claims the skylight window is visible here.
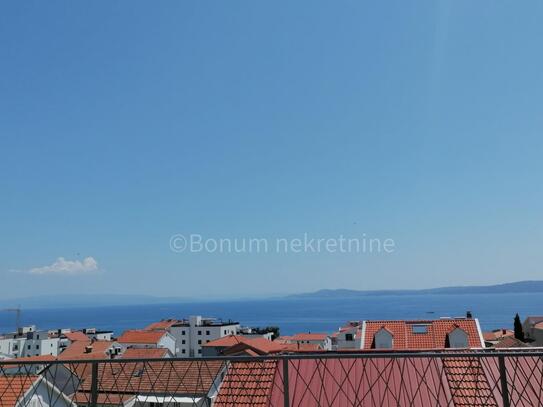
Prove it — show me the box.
[411,325,429,334]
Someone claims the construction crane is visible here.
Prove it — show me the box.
[1,307,21,332]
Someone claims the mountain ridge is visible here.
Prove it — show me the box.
[288,280,543,299]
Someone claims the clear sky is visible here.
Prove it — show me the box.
[1,1,542,300]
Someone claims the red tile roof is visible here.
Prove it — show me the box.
[15,355,57,362]
[214,361,278,406]
[0,376,38,407]
[144,319,180,331]
[201,335,246,348]
[280,343,322,353]
[64,331,90,342]
[363,319,483,350]
[290,333,328,342]
[222,338,285,356]
[442,357,498,406]
[482,329,514,341]
[76,360,225,397]
[58,340,114,360]
[211,352,543,406]
[117,330,168,344]
[494,336,530,348]
[203,335,288,355]
[120,348,170,359]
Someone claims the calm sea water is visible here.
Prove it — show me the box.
[1,293,542,336]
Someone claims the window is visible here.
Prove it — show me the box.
[198,349,202,354]
[28,345,31,350]
[182,340,186,344]
[412,325,429,334]
[198,330,202,335]
[181,349,186,354]
[36,344,39,349]
[206,330,210,335]
[198,339,202,344]
[345,333,354,341]
[182,330,186,335]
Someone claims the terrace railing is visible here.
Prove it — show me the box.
[1,350,543,406]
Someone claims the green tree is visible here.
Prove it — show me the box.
[514,313,524,341]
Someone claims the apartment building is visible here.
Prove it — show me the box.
[168,316,240,357]
[0,326,63,358]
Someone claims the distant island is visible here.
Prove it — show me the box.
[288,280,543,299]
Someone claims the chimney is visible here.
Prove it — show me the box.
[466,311,473,319]
[84,345,93,354]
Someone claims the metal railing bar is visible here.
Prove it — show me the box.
[2,349,543,366]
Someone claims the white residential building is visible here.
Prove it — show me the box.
[332,321,364,350]
[168,316,240,357]
[0,326,63,358]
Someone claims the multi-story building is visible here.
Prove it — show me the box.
[167,316,240,357]
[0,325,63,358]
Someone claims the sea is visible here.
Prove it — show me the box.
[1,293,542,336]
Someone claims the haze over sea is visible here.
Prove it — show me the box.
[1,293,542,336]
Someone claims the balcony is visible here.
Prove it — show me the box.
[1,350,542,406]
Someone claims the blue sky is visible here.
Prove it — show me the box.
[1,1,542,300]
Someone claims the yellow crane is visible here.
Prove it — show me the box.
[1,307,21,332]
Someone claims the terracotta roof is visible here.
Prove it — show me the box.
[117,330,167,344]
[363,319,483,350]
[120,348,170,359]
[0,376,38,407]
[77,360,225,396]
[494,336,530,348]
[534,321,543,329]
[58,340,114,360]
[15,355,57,362]
[203,336,286,355]
[215,361,278,406]
[290,333,328,342]
[201,335,246,348]
[443,357,498,406]
[482,329,514,341]
[64,331,90,342]
[144,319,180,331]
[281,343,322,352]
[222,338,285,356]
